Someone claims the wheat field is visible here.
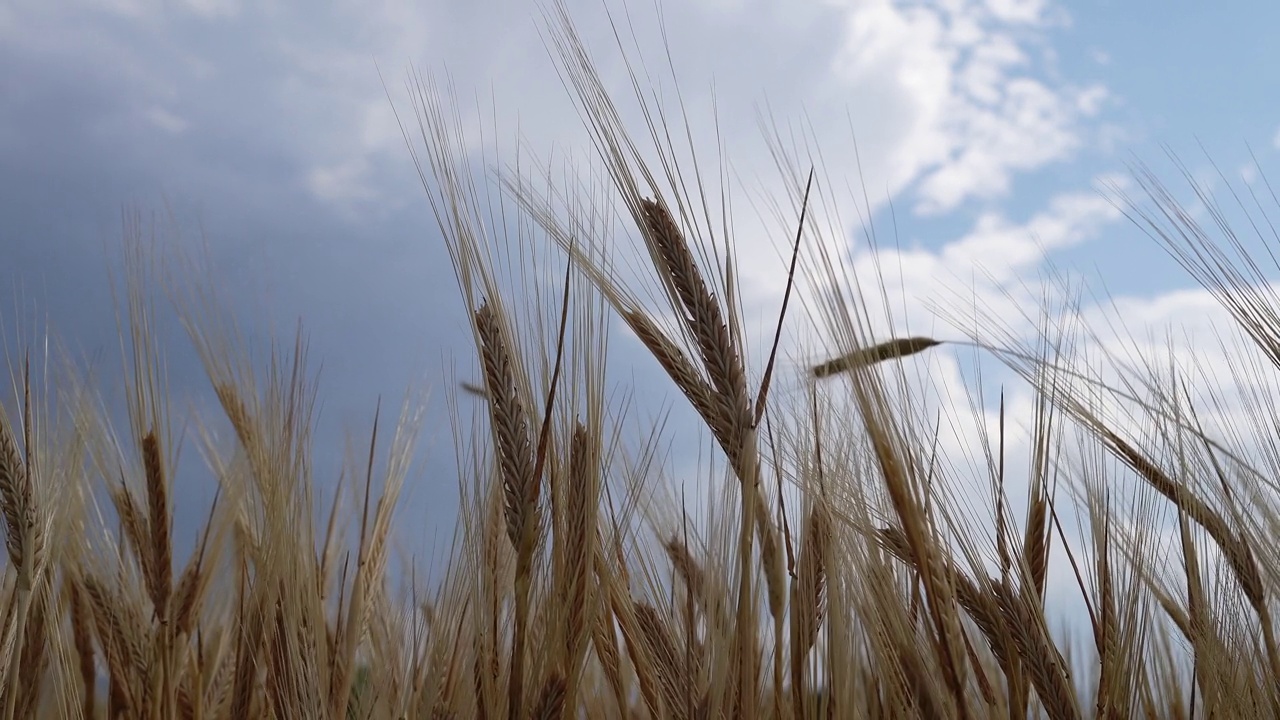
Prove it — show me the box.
[3,5,1279,719]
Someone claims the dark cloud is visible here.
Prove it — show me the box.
[0,4,476,575]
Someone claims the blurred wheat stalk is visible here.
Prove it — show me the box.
[2,3,1279,719]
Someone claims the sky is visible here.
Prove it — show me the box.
[4,0,1280,635]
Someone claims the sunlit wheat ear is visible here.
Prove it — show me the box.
[1020,492,1050,601]
[990,589,1081,720]
[67,575,96,719]
[108,481,150,584]
[0,378,49,720]
[788,500,829,720]
[83,573,150,715]
[878,526,1033,712]
[663,537,715,620]
[792,501,830,651]
[140,430,172,622]
[172,493,220,642]
[0,411,36,588]
[530,671,567,720]
[562,422,599,702]
[635,601,695,720]
[637,198,752,438]
[630,196,787,631]
[812,337,944,378]
[607,588,663,717]
[13,581,49,714]
[916,541,1077,720]
[474,302,537,549]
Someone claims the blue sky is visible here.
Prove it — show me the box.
[3,0,1278,620]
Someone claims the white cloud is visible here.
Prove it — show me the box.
[804,1,1102,215]
[181,0,240,19]
[87,0,151,19]
[914,77,1103,214]
[307,158,376,205]
[145,105,188,134]
[943,190,1121,279]
[984,0,1051,25]
[1075,84,1108,115]
[797,182,1123,352]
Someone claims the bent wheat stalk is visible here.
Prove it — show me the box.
[811,337,944,378]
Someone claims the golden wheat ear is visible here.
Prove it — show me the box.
[811,337,944,378]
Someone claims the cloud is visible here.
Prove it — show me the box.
[1,0,1110,233]
[796,181,1125,354]
[984,0,1053,25]
[816,0,1105,215]
[941,189,1122,281]
[145,106,189,135]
